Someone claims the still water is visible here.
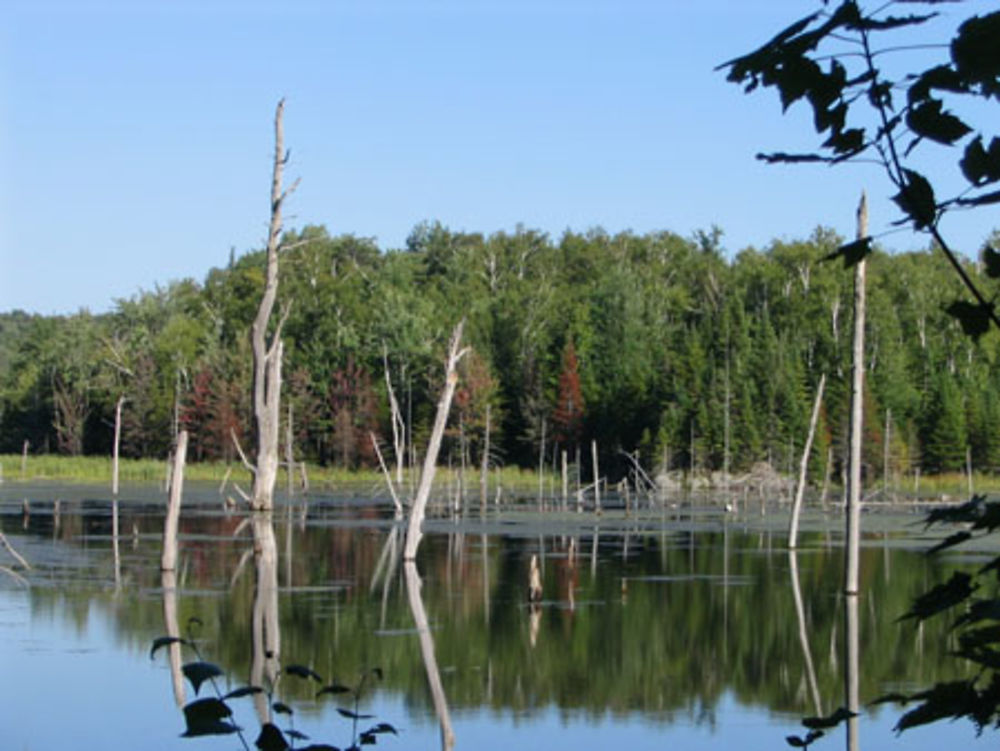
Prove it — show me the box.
[0,482,994,750]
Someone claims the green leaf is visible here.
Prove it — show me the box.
[149,636,187,660]
[906,99,972,145]
[823,237,872,268]
[182,661,224,696]
[945,300,993,340]
[893,169,937,228]
[286,664,324,683]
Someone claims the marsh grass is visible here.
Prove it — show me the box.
[0,454,544,496]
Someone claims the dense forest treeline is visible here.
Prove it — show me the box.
[2,222,1000,483]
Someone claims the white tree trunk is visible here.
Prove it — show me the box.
[251,99,296,511]
[789,373,826,549]
[845,192,867,596]
[404,321,468,561]
[161,430,188,572]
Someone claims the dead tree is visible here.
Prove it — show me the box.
[845,192,867,596]
[248,99,298,511]
[404,321,468,561]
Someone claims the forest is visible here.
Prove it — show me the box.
[2,220,999,484]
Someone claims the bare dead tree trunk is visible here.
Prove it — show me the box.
[845,192,867,596]
[479,405,490,514]
[404,321,468,561]
[21,440,28,480]
[251,513,281,725]
[789,374,826,549]
[250,99,297,511]
[161,430,188,572]
[112,395,124,496]
[383,348,406,487]
[592,440,601,514]
[285,401,295,498]
[404,561,456,751]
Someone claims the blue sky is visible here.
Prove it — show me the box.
[2,1,996,315]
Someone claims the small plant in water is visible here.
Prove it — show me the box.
[151,618,398,750]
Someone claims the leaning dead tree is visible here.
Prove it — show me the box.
[404,321,469,561]
[247,99,298,511]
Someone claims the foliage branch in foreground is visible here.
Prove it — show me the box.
[721,0,1000,337]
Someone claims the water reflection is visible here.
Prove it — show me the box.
[0,492,989,750]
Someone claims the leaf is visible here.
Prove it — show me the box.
[823,237,872,268]
[906,99,972,145]
[982,245,1000,278]
[342,710,375,723]
[317,683,353,698]
[924,494,985,527]
[150,636,187,660]
[786,737,807,749]
[894,681,979,733]
[286,729,310,741]
[272,701,294,716]
[359,732,377,745]
[299,745,342,751]
[183,660,224,696]
[892,169,936,228]
[946,300,993,340]
[954,598,1000,628]
[367,722,397,735]
[224,686,265,700]
[756,152,833,164]
[182,698,237,737]
[925,530,973,555]
[802,706,857,730]
[256,722,290,751]
[848,12,936,31]
[823,127,865,155]
[951,12,1000,95]
[907,64,967,105]
[286,664,324,683]
[899,571,977,621]
[961,137,1000,187]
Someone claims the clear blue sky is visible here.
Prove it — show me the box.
[2,1,996,315]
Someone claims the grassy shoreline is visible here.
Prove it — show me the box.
[0,453,545,495]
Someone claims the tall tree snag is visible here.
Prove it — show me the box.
[250,99,297,511]
[404,321,469,561]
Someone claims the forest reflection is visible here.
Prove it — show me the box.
[6,498,976,743]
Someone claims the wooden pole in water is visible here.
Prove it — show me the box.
[21,440,28,481]
[112,395,124,497]
[161,430,188,572]
[789,374,826,549]
[845,192,867,596]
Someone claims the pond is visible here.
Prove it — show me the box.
[0,481,994,751]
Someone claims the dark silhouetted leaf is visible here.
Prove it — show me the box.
[899,571,976,621]
[849,12,936,31]
[823,127,865,155]
[224,686,265,700]
[982,245,1000,278]
[371,667,384,681]
[951,12,1000,95]
[183,698,236,737]
[286,729,310,741]
[317,683,353,698]
[961,136,1000,186]
[972,502,1000,532]
[906,99,972,145]
[823,237,872,268]
[954,598,1000,628]
[359,732,377,745]
[945,300,992,340]
[786,737,807,749]
[256,722,290,751]
[337,708,375,720]
[871,692,910,706]
[802,706,857,730]
[893,169,936,228]
[286,664,324,683]
[757,152,832,164]
[272,701,294,716]
[924,494,985,527]
[183,661,224,696]
[926,531,973,555]
[894,681,979,733]
[367,722,397,735]
[299,745,341,751]
[150,635,187,660]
